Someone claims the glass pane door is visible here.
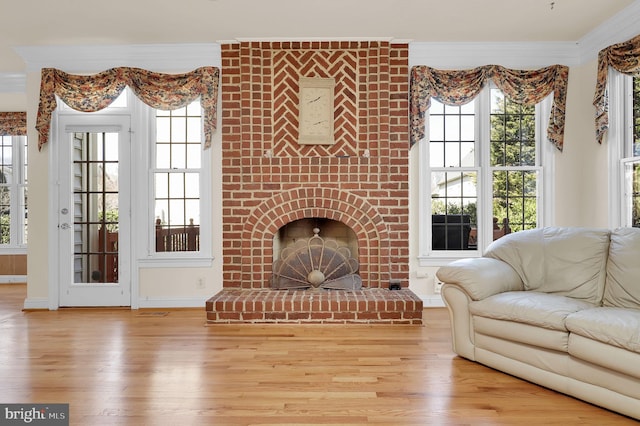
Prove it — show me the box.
[57,115,131,307]
[73,131,119,284]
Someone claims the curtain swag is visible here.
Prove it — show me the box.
[410,64,569,151]
[36,66,220,150]
[594,33,640,144]
[0,112,27,136]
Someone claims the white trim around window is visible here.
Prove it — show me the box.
[417,88,555,267]
[135,100,213,268]
[607,70,633,229]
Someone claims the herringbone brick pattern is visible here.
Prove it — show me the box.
[272,49,358,156]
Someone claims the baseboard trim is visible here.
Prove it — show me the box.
[138,297,207,309]
[0,275,27,284]
[420,295,446,308]
[22,295,444,310]
[23,297,49,310]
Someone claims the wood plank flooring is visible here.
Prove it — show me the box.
[0,284,636,425]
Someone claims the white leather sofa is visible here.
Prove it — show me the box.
[437,227,640,420]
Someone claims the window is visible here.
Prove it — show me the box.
[618,74,640,227]
[421,84,551,262]
[0,135,27,249]
[153,101,203,253]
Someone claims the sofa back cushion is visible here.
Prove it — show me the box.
[604,227,640,309]
[484,227,610,304]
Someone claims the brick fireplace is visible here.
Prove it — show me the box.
[205,40,422,324]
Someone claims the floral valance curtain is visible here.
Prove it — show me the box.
[594,34,640,144]
[36,66,220,150]
[410,64,569,151]
[0,112,27,136]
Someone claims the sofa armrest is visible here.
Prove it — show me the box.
[436,257,523,301]
[440,284,476,359]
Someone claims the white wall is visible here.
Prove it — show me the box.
[16,50,632,308]
[23,79,225,309]
[0,94,26,111]
[555,59,610,227]
[5,18,639,308]
[25,71,48,307]
[406,48,616,306]
[18,45,225,309]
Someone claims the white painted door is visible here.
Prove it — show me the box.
[57,115,131,307]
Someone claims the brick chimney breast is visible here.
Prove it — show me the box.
[207,41,421,324]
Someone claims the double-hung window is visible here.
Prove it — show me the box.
[0,134,27,250]
[613,73,640,227]
[420,84,552,264]
[152,100,209,258]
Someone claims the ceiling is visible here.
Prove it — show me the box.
[0,0,637,73]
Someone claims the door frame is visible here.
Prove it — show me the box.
[48,110,138,309]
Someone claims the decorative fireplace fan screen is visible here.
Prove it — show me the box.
[271,228,362,290]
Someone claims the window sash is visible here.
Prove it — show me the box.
[622,157,640,227]
[429,167,479,252]
[490,167,541,233]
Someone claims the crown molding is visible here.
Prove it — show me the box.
[0,73,26,93]
[13,43,221,73]
[231,36,396,42]
[6,0,640,86]
[410,0,640,69]
[409,41,580,69]
[578,0,640,63]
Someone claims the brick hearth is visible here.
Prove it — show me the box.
[206,288,423,324]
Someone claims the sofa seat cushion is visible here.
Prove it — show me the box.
[569,333,640,383]
[565,307,640,354]
[469,291,596,331]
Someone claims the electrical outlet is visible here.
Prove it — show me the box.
[434,279,444,294]
[416,270,429,278]
[197,278,205,289]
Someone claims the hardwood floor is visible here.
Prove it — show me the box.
[0,284,636,425]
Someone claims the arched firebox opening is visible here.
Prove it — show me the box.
[274,218,358,261]
[272,218,361,290]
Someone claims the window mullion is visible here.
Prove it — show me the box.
[15,136,26,246]
[622,74,640,228]
[478,87,493,251]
